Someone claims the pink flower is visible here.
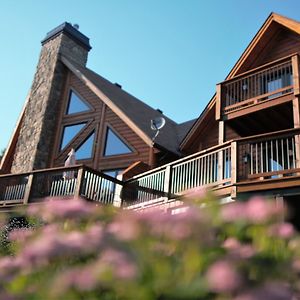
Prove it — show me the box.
[100,248,137,280]
[206,260,241,293]
[108,212,140,241]
[29,197,93,221]
[9,228,33,243]
[246,197,277,223]
[269,223,295,239]
[223,238,256,259]
[221,202,246,222]
[184,186,207,199]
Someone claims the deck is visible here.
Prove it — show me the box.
[1,128,300,211]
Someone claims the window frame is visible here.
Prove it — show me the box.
[102,125,135,157]
[65,88,93,116]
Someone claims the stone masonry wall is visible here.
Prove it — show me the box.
[11,34,89,173]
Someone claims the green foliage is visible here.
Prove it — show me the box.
[0,195,299,299]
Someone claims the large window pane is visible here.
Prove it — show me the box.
[60,123,86,150]
[67,90,91,115]
[75,132,95,160]
[104,128,132,156]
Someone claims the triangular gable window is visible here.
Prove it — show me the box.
[104,128,133,156]
[66,90,91,115]
[76,132,95,160]
[60,123,86,150]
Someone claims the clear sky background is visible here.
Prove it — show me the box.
[1,0,300,151]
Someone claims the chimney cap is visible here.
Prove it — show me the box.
[41,22,92,51]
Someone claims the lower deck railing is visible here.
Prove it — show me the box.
[0,165,123,207]
[1,128,300,208]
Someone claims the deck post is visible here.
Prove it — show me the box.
[292,96,300,169]
[216,84,222,120]
[74,167,84,198]
[164,165,172,199]
[292,55,300,96]
[113,174,123,207]
[218,121,225,182]
[23,174,34,205]
[231,141,237,184]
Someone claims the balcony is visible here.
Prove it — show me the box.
[123,128,300,209]
[216,55,299,120]
[1,129,300,211]
[0,165,123,208]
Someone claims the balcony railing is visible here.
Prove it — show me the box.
[0,165,123,207]
[237,128,300,181]
[123,128,300,207]
[1,129,300,209]
[122,143,233,207]
[217,55,297,118]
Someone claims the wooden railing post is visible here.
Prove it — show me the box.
[23,174,34,205]
[74,167,84,198]
[231,142,237,184]
[113,174,123,207]
[216,83,222,120]
[164,165,172,199]
[292,55,300,96]
[231,141,237,198]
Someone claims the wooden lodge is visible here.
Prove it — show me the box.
[2,13,300,222]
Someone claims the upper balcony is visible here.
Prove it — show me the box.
[216,54,299,120]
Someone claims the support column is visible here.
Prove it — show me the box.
[218,121,225,182]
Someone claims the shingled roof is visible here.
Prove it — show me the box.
[68,60,194,155]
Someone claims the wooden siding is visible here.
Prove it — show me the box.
[51,71,152,173]
[236,26,300,76]
[256,28,300,67]
[225,125,240,141]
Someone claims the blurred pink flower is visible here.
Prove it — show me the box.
[221,202,246,222]
[0,257,22,281]
[246,197,278,223]
[269,223,295,239]
[108,212,140,241]
[223,237,241,250]
[183,186,207,199]
[100,248,137,280]
[29,197,93,221]
[9,228,33,243]
[223,238,256,259]
[206,260,241,293]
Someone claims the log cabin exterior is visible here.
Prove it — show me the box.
[2,13,300,222]
[0,22,190,178]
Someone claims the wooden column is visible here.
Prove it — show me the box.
[292,55,300,96]
[215,84,222,120]
[149,146,156,169]
[94,104,106,170]
[292,97,300,169]
[23,174,34,204]
[164,165,172,199]
[217,121,225,182]
[231,141,237,184]
[292,55,300,169]
[74,167,84,197]
[113,173,123,207]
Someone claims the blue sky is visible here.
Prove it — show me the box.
[1,0,300,151]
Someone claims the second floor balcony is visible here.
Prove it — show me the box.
[216,54,298,120]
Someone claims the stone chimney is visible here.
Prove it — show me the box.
[11,23,91,173]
